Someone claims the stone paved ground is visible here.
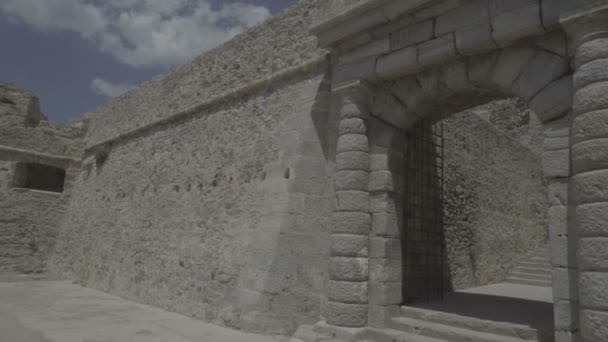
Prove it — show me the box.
[0,274,288,342]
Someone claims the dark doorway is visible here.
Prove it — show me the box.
[402,119,445,303]
[13,163,66,193]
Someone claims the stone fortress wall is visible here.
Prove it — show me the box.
[0,83,84,273]
[0,0,549,336]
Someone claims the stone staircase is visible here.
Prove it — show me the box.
[365,305,553,342]
[505,246,552,287]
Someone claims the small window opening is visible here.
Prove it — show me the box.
[13,163,66,193]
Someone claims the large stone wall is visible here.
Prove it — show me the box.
[442,103,548,290]
[49,0,336,335]
[0,83,83,273]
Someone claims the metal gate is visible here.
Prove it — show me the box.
[402,119,445,304]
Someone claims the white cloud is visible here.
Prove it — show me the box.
[90,78,134,98]
[0,0,270,68]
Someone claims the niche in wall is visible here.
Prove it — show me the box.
[13,163,66,193]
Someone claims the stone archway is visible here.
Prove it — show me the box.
[317,2,608,341]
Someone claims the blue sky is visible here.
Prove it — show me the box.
[0,0,298,123]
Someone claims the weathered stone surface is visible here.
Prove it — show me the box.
[574,58,608,91]
[580,308,608,342]
[331,234,369,257]
[369,281,402,305]
[512,51,568,100]
[579,237,608,270]
[542,149,570,178]
[579,272,608,308]
[372,212,400,238]
[573,82,608,116]
[332,212,371,235]
[548,206,567,240]
[335,190,370,212]
[339,118,367,135]
[337,151,370,172]
[370,192,402,214]
[435,0,489,36]
[418,34,458,67]
[534,31,568,57]
[554,299,578,331]
[551,235,577,269]
[455,20,496,56]
[341,103,370,119]
[369,150,404,173]
[572,138,608,174]
[553,267,577,301]
[369,258,402,282]
[369,238,401,259]
[491,3,545,46]
[335,170,369,191]
[329,257,369,282]
[369,171,402,193]
[390,20,434,50]
[337,134,370,153]
[572,109,608,144]
[376,46,419,79]
[529,76,573,123]
[543,0,596,29]
[574,38,608,69]
[328,281,368,304]
[340,37,390,65]
[467,52,497,86]
[575,202,608,236]
[571,170,608,205]
[489,47,536,92]
[548,180,568,206]
[326,302,368,327]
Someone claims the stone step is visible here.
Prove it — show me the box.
[519,261,551,269]
[509,272,552,281]
[388,317,538,342]
[399,306,541,340]
[504,276,552,287]
[512,267,552,276]
[366,327,448,342]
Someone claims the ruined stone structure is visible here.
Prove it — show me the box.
[2,1,608,341]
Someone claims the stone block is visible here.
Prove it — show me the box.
[534,31,568,57]
[574,58,608,92]
[335,170,369,191]
[368,118,406,148]
[579,237,608,270]
[543,149,570,178]
[369,258,402,282]
[340,102,370,119]
[369,281,402,305]
[413,0,465,20]
[390,20,434,50]
[572,138,608,174]
[368,305,400,328]
[370,150,404,174]
[551,235,577,268]
[337,151,370,172]
[554,299,579,331]
[468,52,498,87]
[553,267,577,301]
[334,56,377,84]
[376,46,419,79]
[339,118,367,136]
[372,212,400,238]
[370,192,402,214]
[572,170,608,205]
[548,180,568,206]
[435,0,489,36]
[371,89,415,131]
[335,190,370,212]
[369,237,402,259]
[573,82,608,116]
[337,134,369,153]
[491,3,545,47]
[329,281,368,304]
[549,206,567,240]
[544,114,571,138]
[512,51,568,100]
[579,272,608,308]
[331,234,369,257]
[329,257,369,282]
[326,302,368,327]
[455,20,496,56]
[490,47,536,91]
[488,0,536,16]
[579,308,608,341]
[572,109,608,145]
[530,76,573,123]
[332,212,371,235]
[542,0,596,29]
[576,202,608,237]
[555,331,578,342]
[340,37,390,65]
[369,171,402,193]
[418,34,458,67]
[544,136,570,151]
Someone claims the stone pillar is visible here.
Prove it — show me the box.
[367,118,405,328]
[562,4,608,342]
[328,80,372,328]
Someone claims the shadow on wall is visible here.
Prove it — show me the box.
[232,71,334,335]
